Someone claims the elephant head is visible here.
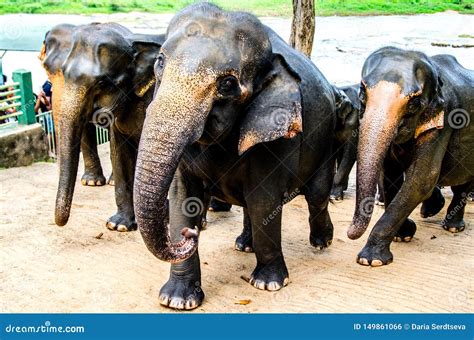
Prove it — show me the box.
[50,22,163,226]
[40,23,76,138]
[348,46,445,239]
[134,3,303,263]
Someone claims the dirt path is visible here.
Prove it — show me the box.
[0,144,472,313]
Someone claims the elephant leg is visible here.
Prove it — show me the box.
[381,160,416,243]
[208,197,232,212]
[443,181,473,233]
[106,127,137,232]
[107,171,114,186]
[235,208,253,253]
[80,123,106,186]
[375,172,385,205]
[331,142,356,201]
[159,168,204,310]
[358,130,450,266]
[305,159,334,249]
[247,195,288,291]
[419,185,445,218]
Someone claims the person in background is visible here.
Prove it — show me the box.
[34,80,52,114]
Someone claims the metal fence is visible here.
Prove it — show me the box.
[36,110,110,158]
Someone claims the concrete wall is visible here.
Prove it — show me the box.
[0,123,49,168]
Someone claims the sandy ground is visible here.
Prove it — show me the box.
[0,144,472,313]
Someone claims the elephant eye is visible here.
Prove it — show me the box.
[156,54,165,69]
[407,96,421,113]
[217,75,239,96]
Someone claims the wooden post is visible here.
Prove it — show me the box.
[13,69,36,125]
[289,0,315,58]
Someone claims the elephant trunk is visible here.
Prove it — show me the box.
[54,84,86,226]
[348,81,407,239]
[134,67,215,263]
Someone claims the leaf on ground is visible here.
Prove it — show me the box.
[234,299,251,305]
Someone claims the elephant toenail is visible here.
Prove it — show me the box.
[393,236,401,242]
[87,180,95,186]
[267,282,281,291]
[117,225,128,232]
[106,222,117,230]
[403,236,412,242]
[283,277,289,286]
[326,240,332,246]
[159,295,170,306]
[244,246,253,253]
[358,258,369,266]
[371,260,383,267]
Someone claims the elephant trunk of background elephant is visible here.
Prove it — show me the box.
[54,84,86,226]
[134,66,215,263]
[348,82,407,239]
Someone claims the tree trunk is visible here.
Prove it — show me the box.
[289,0,315,58]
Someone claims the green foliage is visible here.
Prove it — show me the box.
[0,0,473,16]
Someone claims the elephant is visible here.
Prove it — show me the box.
[330,84,359,201]
[40,24,112,187]
[133,3,337,310]
[49,22,165,232]
[348,46,474,266]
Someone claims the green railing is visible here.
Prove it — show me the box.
[0,69,36,128]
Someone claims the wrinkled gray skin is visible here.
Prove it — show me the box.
[349,46,474,266]
[134,3,337,310]
[41,24,111,187]
[50,22,164,232]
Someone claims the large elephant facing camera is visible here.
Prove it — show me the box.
[46,22,164,231]
[349,46,473,266]
[133,3,337,310]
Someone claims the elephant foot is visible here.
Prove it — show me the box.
[81,171,106,186]
[393,218,417,242]
[442,219,465,233]
[235,228,253,253]
[159,277,204,310]
[208,198,232,212]
[420,187,445,218]
[357,243,393,267]
[249,257,289,291]
[309,226,333,250]
[329,186,344,201]
[107,174,114,186]
[106,212,137,232]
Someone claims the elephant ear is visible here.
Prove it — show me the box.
[333,86,354,126]
[41,26,74,75]
[415,75,445,139]
[238,54,302,155]
[131,35,164,97]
